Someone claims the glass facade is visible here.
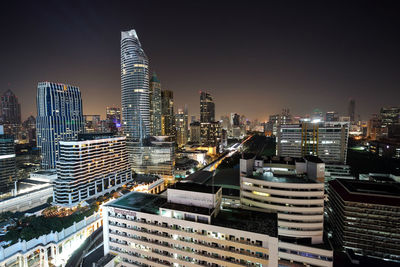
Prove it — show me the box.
[36,82,84,169]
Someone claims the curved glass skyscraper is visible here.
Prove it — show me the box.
[121,29,150,142]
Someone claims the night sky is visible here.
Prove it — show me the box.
[1,0,400,121]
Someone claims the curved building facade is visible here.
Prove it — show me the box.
[121,29,150,142]
[240,158,325,244]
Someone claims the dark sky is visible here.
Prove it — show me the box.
[1,0,400,121]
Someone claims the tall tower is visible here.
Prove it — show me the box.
[149,72,162,136]
[200,91,215,123]
[121,29,150,143]
[348,98,355,122]
[175,106,188,147]
[36,82,84,169]
[161,90,174,136]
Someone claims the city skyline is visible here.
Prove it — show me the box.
[1,1,400,121]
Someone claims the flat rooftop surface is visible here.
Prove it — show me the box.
[249,172,317,184]
[184,170,214,184]
[330,179,400,207]
[133,174,161,184]
[171,182,221,194]
[206,168,240,188]
[108,192,167,215]
[107,191,278,236]
[213,208,277,237]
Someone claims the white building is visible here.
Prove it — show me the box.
[240,156,325,245]
[53,134,132,207]
[103,182,333,267]
[277,122,349,164]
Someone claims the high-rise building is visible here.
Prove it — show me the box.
[22,115,36,144]
[84,115,101,133]
[130,136,175,182]
[189,121,201,144]
[175,107,188,147]
[328,179,400,263]
[106,107,121,132]
[325,111,339,122]
[200,91,215,123]
[36,82,84,169]
[277,122,349,164]
[220,115,230,130]
[0,133,16,194]
[348,98,355,122]
[121,29,150,143]
[0,90,22,139]
[161,90,174,136]
[200,121,221,147]
[149,72,162,136]
[0,89,21,125]
[380,106,400,127]
[54,134,132,207]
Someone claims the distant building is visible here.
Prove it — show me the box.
[200,121,221,148]
[149,72,162,136]
[0,134,16,194]
[175,107,188,147]
[84,115,101,133]
[277,122,349,164]
[189,121,201,144]
[106,107,121,133]
[200,91,215,123]
[348,98,356,122]
[36,82,84,169]
[21,115,36,144]
[161,90,174,136]
[53,134,132,207]
[0,89,21,125]
[328,179,400,263]
[380,106,400,127]
[325,111,338,122]
[130,136,175,183]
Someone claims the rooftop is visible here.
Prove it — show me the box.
[171,182,221,194]
[78,133,116,141]
[212,208,277,237]
[330,179,400,207]
[133,174,162,184]
[107,191,278,237]
[183,171,214,184]
[249,171,317,184]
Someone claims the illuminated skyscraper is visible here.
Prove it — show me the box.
[0,133,16,194]
[121,29,150,143]
[161,90,174,136]
[200,91,215,123]
[149,72,162,136]
[175,106,188,147]
[36,82,84,169]
[0,89,21,125]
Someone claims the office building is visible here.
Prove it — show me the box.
[175,107,188,147]
[0,89,21,125]
[0,134,16,194]
[328,179,400,263]
[240,156,325,244]
[380,106,400,127]
[53,134,132,207]
[84,115,101,133]
[189,121,201,144]
[103,182,333,267]
[106,107,121,132]
[36,82,84,169]
[348,99,356,122]
[277,122,349,164]
[21,115,36,145]
[161,90,174,136]
[200,91,215,123]
[121,29,150,143]
[325,111,338,122]
[200,121,221,147]
[130,136,175,182]
[149,72,162,136]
